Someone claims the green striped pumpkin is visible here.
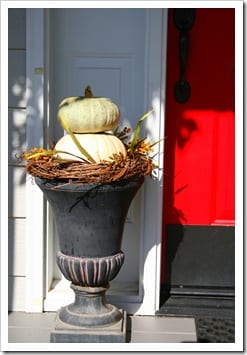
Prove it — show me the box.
[58,94,120,133]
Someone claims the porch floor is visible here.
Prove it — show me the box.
[8,312,197,343]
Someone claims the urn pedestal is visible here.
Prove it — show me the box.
[36,177,143,343]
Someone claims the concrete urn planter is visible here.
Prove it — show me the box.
[36,176,144,343]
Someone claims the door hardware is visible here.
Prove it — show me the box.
[174,9,196,103]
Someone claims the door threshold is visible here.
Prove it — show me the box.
[169,286,235,297]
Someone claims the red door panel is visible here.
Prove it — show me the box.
[162,8,235,286]
[169,109,235,225]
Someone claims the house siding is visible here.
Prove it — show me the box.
[8,9,27,311]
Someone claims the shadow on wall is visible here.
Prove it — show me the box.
[161,111,199,289]
[8,65,45,310]
[8,76,28,310]
[8,7,44,310]
[8,7,28,311]
[176,117,198,149]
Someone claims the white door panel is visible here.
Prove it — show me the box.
[49,8,146,289]
[67,55,136,127]
[51,9,146,140]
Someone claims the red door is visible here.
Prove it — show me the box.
[161,9,235,294]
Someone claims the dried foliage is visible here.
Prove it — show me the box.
[20,110,158,184]
[24,153,153,184]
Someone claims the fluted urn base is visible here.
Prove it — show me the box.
[50,284,127,343]
[50,251,127,343]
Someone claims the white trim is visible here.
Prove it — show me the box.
[25,9,46,312]
[136,8,167,315]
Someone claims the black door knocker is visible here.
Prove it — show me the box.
[174,8,196,103]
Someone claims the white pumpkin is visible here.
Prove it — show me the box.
[55,133,126,163]
[58,96,120,133]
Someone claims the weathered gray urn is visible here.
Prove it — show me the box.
[36,176,143,342]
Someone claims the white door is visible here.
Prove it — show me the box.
[47,8,148,307]
[26,8,167,315]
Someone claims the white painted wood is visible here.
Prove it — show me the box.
[50,8,147,142]
[44,279,141,313]
[8,218,26,276]
[8,108,26,163]
[66,55,137,129]
[8,50,26,108]
[7,9,27,312]
[8,8,26,49]
[44,277,73,311]
[135,8,167,315]
[8,166,26,218]
[42,8,167,315]
[25,9,45,312]
[8,276,26,311]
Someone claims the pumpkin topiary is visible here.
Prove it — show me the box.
[20,84,156,183]
[54,133,127,163]
[58,86,120,133]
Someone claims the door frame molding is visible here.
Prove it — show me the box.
[25,8,167,315]
[25,9,46,312]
